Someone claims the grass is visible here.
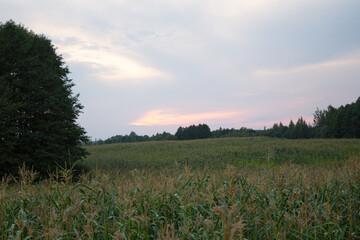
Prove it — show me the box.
[1,137,360,239]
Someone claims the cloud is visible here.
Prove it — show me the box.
[130,109,243,126]
[253,54,360,78]
[14,19,169,83]
[47,26,170,82]
[60,44,168,82]
[250,51,360,98]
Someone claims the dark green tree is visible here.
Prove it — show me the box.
[175,126,187,140]
[313,108,328,138]
[350,97,360,138]
[153,131,176,141]
[175,124,211,140]
[0,21,88,176]
[294,117,311,139]
[312,98,360,139]
[278,122,288,137]
[0,80,21,173]
[287,120,295,139]
[196,124,212,139]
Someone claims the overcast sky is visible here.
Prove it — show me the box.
[1,0,360,139]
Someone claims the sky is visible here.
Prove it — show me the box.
[1,0,360,140]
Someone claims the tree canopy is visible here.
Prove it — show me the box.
[175,124,212,140]
[313,97,360,138]
[0,21,88,177]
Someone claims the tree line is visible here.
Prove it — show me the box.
[93,131,176,145]
[261,97,360,139]
[89,97,360,145]
[313,98,360,138]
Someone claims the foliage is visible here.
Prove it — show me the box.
[103,131,148,144]
[0,80,20,173]
[97,131,177,145]
[261,96,360,139]
[262,117,313,139]
[212,127,257,138]
[313,97,360,138]
[0,21,88,177]
[175,124,212,140]
[152,131,177,141]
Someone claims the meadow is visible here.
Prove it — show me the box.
[1,137,360,239]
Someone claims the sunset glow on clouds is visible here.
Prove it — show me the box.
[131,110,243,126]
[253,53,360,78]
[59,43,168,82]
[28,24,168,83]
[2,0,360,138]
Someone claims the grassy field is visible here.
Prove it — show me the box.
[1,137,360,239]
[84,137,360,170]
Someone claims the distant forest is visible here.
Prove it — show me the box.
[88,97,360,145]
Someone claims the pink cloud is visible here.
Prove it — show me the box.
[253,55,360,78]
[130,109,244,126]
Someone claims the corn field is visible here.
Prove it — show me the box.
[1,137,360,239]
